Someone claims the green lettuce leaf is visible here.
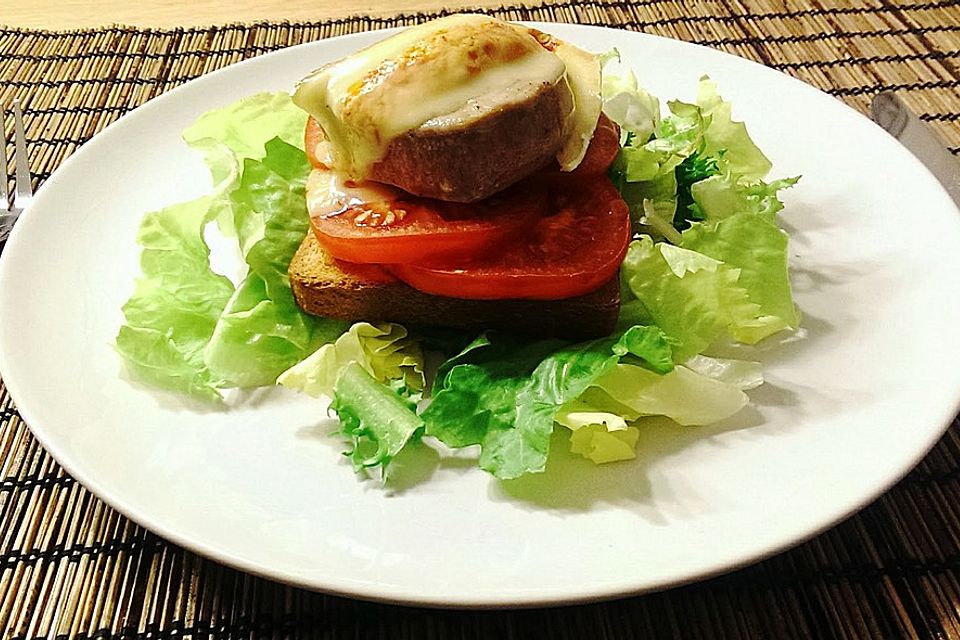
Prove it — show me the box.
[554,351,755,463]
[423,336,564,452]
[674,151,721,230]
[696,76,772,179]
[691,174,799,223]
[183,92,308,232]
[570,427,641,464]
[600,56,660,144]
[202,138,345,388]
[621,237,760,360]
[183,92,308,185]
[331,362,424,476]
[231,139,315,297]
[202,276,337,389]
[613,145,668,183]
[117,97,344,398]
[555,399,640,464]
[683,354,764,390]
[116,196,234,401]
[648,100,708,156]
[586,363,749,426]
[278,322,424,400]
[613,325,676,374]
[423,327,674,479]
[682,212,800,342]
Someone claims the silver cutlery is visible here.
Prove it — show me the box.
[0,100,33,243]
[870,91,960,207]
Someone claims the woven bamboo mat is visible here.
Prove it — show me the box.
[1,0,959,637]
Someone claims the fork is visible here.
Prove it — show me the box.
[0,100,33,243]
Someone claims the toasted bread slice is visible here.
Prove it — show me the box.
[367,79,571,203]
[289,232,620,340]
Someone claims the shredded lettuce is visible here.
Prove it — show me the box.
[601,53,660,144]
[604,69,798,241]
[674,151,720,230]
[691,174,799,223]
[609,100,706,237]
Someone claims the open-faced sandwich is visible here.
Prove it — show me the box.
[288,14,627,338]
[116,15,801,479]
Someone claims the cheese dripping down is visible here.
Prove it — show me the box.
[293,14,601,180]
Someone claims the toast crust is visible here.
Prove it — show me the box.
[289,232,620,340]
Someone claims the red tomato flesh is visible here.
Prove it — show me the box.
[308,169,545,265]
[571,113,621,176]
[389,175,631,300]
[333,258,398,284]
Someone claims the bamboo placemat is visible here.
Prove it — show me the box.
[1,0,959,637]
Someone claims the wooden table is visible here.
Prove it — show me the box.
[0,0,516,29]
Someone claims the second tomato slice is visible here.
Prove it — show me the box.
[389,176,631,301]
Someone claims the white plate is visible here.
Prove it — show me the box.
[1,24,960,608]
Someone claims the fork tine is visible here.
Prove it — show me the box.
[12,99,31,210]
[0,106,8,213]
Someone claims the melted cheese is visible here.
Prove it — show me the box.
[553,41,602,170]
[305,169,402,219]
[293,14,600,179]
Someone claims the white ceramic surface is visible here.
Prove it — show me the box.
[1,24,959,608]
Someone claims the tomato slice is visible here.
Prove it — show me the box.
[333,258,398,284]
[389,175,631,300]
[307,168,545,265]
[570,113,620,176]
